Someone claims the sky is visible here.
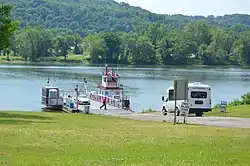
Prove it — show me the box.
[115,0,250,16]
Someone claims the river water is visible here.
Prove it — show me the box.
[1,65,250,112]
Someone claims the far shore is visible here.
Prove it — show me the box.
[0,60,246,69]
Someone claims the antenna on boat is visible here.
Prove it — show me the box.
[116,55,119,73]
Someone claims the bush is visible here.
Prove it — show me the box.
[214,92,250,108]
[241,93,250,104]
[213,104,220,109]
[228,99,243,107]
[141,108,158,113]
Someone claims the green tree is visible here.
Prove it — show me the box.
[158,36,173,65]
[101,32,121,63]
[53,35,74,60]
[235,31,250,65]
[0,5,19,49]
[120,33,137,64]
[15,27,52,61]
[72,34,83,54]
[89,39,108,63]
[184,21,212,58]
[129,36,156,65]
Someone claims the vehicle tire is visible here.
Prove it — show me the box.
[162,107,167,116]
[195,112,203,117]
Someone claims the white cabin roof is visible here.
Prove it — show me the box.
[167,82,210,91]
[42,86,58,89]
[49,89,58,92]
[188,82,210,88]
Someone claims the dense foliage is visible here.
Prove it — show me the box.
[1,1,250,66]
[1,0,250,36]
[214,93,250,109]
[2,21,250,66]
[0,5,19,50]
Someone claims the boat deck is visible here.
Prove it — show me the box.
[87,100,134,116]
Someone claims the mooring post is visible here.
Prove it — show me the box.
[75,84,79,111]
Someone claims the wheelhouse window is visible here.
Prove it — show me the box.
[102,76,108,82]
[191,91,207,99]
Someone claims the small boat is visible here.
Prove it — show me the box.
[89,65,134,112]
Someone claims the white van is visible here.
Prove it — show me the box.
[161,82,212,117]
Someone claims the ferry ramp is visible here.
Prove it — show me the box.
[87,100,134,116]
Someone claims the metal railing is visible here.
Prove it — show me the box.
[89,93,122,108]
[89,93,135,113]
[41,96,64,106]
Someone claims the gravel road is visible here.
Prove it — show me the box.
[119,113,250,128]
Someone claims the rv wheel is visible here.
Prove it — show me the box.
[162,107,167,116]
[176,108,180,116]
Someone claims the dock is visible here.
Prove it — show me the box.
[85,100,134,116]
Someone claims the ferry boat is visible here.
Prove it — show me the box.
[40,65,134,113]
[89,65,134,112]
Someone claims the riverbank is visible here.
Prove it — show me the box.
[0,54,246,68]
[0,111,250,165]
[0,54,90,66]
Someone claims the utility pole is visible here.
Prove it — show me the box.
[174,80,177,124]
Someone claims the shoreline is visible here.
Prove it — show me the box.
[0,60,246,69]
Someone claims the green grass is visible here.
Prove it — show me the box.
[0,55,24,63]
[0,111,250,165]
[0,53,91,65]
[56,54,90,63]
[206,105,250,118]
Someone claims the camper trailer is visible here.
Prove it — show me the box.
[161,82,212,117]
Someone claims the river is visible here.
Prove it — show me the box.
[1,65,250,112]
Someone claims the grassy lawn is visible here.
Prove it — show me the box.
[0,53,90,65]
[56,54,90,63]
[0,55,24,63]
[205,105,250,118]
[0,111,250,166]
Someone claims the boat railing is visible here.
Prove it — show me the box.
[60,89,87,97]
[41,96,64,106]
[89,93,123,108]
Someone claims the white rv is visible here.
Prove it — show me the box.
[161,82,212,117]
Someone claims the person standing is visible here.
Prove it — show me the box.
[100,97,107,110]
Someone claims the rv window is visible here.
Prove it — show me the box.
[168,90,174,101]
[191,91,207,99]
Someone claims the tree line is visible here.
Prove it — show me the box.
[2,0,250,36]
[1,5,250,66]
[2,22,249,66]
